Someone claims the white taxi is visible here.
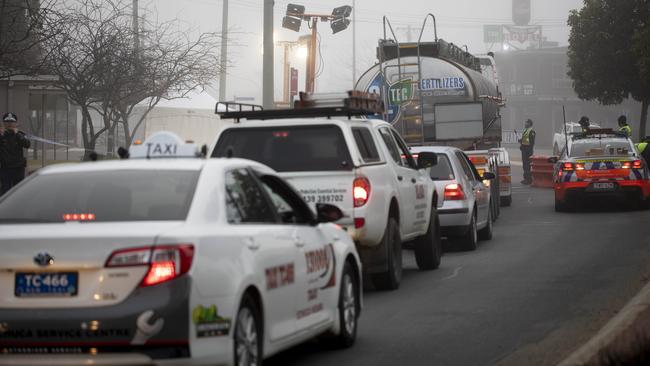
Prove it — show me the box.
[0,132,362,366]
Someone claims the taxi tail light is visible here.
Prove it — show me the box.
[353,177,371,207]
[444,183,465,201]
[105,245,194,287]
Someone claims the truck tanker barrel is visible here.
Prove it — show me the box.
[355,22,504,149]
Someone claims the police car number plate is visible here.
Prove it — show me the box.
[15,272,78,297]
[589,182,616,191]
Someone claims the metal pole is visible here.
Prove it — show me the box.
[352,0,356,89]
[306,18,318,93]
[219,0,228,101]
[262,0,274,109]
[283,43,290,103]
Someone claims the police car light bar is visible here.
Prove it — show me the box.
[216,91,384,122]
[129,131,200,159]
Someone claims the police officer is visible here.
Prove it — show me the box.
[578,116,590,133]
[519,118,536,185]
[636,137,650,164]
[618,115,632,138]
[0,113,31,195]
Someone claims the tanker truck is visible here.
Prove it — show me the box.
[355,14,512,206]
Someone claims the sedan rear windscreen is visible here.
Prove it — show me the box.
[0,170,199,223]
[212,125,353,172]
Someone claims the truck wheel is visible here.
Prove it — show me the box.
[500,195,512,207]
[414,209,442,270]
[371,217,402,290]
[456,212,478,251]
[478,204,493,241]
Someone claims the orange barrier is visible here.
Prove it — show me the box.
[530,155,554,188]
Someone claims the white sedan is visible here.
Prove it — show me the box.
[411,146,495,251]
[0,133,362,366]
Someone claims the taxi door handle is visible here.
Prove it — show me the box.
[294,238,305,248]
[411,178,417,184]
[244,237,259,251]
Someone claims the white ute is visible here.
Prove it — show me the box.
[213,92,443,290]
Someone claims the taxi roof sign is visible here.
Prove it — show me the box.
[129,131,199,159]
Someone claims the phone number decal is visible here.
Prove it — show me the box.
[303,194,344,204]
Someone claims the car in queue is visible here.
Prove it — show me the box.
[550,129,650,211]
[0,132,362,366]
[213,92,442,291]
[552,121,601,156]
[410,146,496,251]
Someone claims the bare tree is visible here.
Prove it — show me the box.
[44,0,223,159]
[0,0,65,78]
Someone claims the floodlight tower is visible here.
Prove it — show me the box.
[282,4,352,93]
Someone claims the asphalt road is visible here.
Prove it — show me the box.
[267,167,650,366]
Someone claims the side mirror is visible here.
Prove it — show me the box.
[316,203,344,223]
[417,151,438,169]
[482,172,496,180]
[548,156,559,164]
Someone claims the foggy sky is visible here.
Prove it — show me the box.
[149,0,584,105]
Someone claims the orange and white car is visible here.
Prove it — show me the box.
[552,129,650,211]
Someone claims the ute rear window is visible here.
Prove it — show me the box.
[0,170,199,223]
[212,125,353,172]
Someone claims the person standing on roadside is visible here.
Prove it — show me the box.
[519,118,536,185]
[0,113,31,195]
[617,115,632,139]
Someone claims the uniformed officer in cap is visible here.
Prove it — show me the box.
[0,113,31,194]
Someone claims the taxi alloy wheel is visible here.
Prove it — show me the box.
[235,295,262,366]
[334,261,359,348]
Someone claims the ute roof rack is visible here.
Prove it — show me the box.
[216,91,384,122]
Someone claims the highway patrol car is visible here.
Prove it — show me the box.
[0,132,362,366]
[552,129,650,211]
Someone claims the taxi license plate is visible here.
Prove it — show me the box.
[588,182,616,191]
[15,272,78,297]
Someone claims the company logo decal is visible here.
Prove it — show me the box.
[192,305,231,338]
[305,244,336,290]
[266,263,295,290]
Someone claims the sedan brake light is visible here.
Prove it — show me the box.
[444,183,465,201]
[105,244,194,287]
[623,160,643,169]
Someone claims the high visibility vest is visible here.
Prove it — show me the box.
[619,125,632,138]
[637,142,648,153]
[521,128,534,146]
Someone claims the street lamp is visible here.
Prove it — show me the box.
[281,3,352,93]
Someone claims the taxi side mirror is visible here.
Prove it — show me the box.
[316,203,343,223]
[482,172,496,180]
[417,151,438,169]
[548,156,559,164]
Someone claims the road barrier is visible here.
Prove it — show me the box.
[530,156,554,188]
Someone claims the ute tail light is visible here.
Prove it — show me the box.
[444,183,465,201]
[353,177,371,207]
[105,244,194,287]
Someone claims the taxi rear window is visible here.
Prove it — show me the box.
[212,125,353,172]
[0,170,199,223]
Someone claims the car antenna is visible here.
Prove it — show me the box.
[562,105,569,156]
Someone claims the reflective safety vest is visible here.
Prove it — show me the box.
[521,128,534,146]
[619,125,632,138]
[637,142,648,153]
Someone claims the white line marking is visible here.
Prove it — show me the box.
[442,266,463,280]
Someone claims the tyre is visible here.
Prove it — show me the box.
[371,217,402,290]
[555,199,567,212]
[414,209,442,270]
[332,260,359,348]
[500,195,512,207]
[478,204,493,241]
[234,294,263,366]
[456,211,477,251]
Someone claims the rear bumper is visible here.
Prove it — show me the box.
[554,180,650,202]
[0,277,192,362]
[437,201,471,229]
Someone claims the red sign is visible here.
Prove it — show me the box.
[290,68,298,96]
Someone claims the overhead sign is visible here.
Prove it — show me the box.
[483,25,504,43]
[503,25,542,44]
[512,0,531,26]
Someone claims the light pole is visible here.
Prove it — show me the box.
[263,0,274,109]
[219,0,228,102]
[282,4,352,94]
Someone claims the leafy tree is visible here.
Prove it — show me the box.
[568,0,650,140]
